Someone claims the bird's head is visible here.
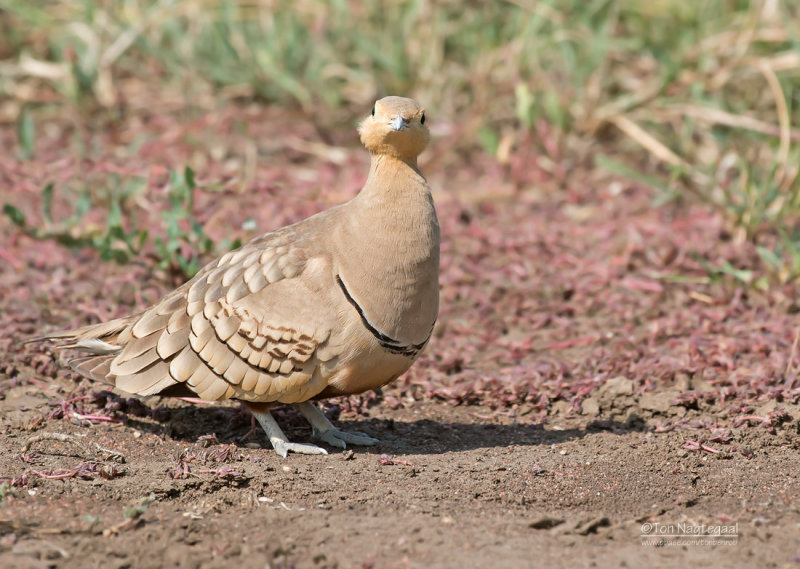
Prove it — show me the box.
[359,96,429,162]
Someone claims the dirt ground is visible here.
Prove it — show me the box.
[1,382,799,569]
[2,105,800,568]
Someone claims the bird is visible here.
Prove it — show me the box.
[32,96,439,457]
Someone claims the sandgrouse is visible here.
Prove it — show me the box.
[35,96,439,457]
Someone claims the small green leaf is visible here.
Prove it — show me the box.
[108,225,125,240]
[752,276,770,291]
[184,166,195,189]
[756,246,782,268]
[716,260,752,284]
[18,110,35,159]
[108,200,123,228]
[514,83,534,128]
[540,89,565,130]
[74,192,91,219]
[3,203,26,227]
[135,229,148,252]
[477,127,499,157]
[41,183,54,224]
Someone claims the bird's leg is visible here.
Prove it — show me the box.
[234,406,260,442]
[294,401,380,449]
[245,403,328,457]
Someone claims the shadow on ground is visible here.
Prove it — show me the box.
[118,397,645,455]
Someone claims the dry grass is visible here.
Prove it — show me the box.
[2,0,800,284]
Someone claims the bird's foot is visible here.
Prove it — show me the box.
[311,427,379,449]
[295,401,380,450]
[248,406,329,457]
[236,413,260,443]
[270,437,328,458]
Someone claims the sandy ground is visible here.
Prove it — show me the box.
[1,381,798,569]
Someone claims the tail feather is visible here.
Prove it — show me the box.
[69,355,115,384]
[27,314,142,390]
[27,295,211,402]
[25,315,139,348]
[61,338,121,354]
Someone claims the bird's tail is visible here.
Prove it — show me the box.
[25,315,140,383]
[25,315,139,351]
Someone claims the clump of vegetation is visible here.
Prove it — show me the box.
[3,167,240,279]
[2,0,799,285]
[152,167,241,278]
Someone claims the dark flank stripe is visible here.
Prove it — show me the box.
[336,275,431,357]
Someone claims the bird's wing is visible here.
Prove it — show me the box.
[74,225,341,403]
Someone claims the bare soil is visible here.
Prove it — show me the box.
[2,106,799,568]
[1,383,799,569]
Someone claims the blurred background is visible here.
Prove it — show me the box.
[0,0,799,283]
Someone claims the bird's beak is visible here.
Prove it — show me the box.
[389,115,409,131]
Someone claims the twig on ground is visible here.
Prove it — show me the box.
[683,440,720,454]
[195,466,241,478]
[24,432,126,463]
[377,454,414,467]
[102,517,138,537]
[733,409,791,431]
[71,412,121,425]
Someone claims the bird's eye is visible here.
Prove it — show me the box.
[371,106,375,117]
[420,113,425,125]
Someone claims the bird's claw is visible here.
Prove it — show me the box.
[271,438,329,458]
[312,428,380,449]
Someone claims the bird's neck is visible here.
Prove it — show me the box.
[352,152,436,238]
[333,151,440,343]
[360,153,425,199]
